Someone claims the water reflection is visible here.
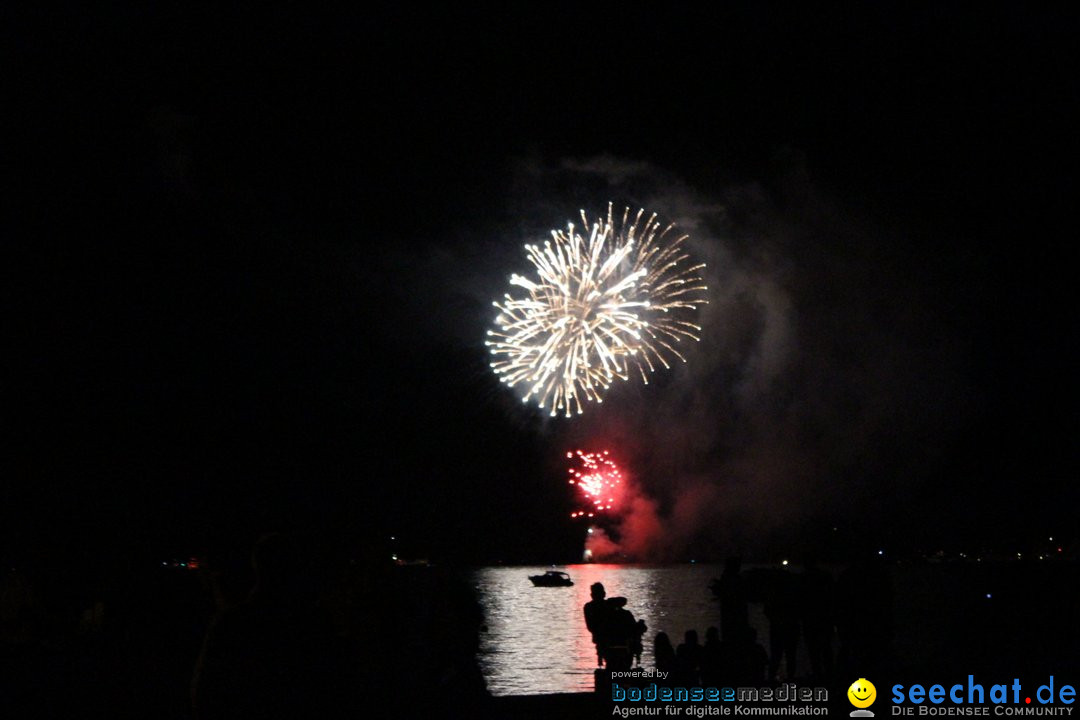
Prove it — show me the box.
[473,564,769,696]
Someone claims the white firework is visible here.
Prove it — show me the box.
[486,204,707,417]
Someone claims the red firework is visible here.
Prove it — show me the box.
[566,449,624,519]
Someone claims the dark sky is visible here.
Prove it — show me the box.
[6,4,1078,563]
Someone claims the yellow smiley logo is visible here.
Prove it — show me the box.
[848,678,877,708]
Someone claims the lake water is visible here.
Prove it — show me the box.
[473,564,774,696]
[473,561,1080,696]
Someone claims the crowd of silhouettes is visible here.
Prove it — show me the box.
[2,542,903,713]
[191,532,489,718]
[708,555,891,685]
[0,532,491,718]
[657,624,768,688]
[584,573,773,689]
[589,555,893,689]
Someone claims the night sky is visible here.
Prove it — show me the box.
[7,4,1078,565]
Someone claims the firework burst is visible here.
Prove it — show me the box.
[566,449,624,519]
[487,204,707,416]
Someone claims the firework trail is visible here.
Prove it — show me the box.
[566,449,624,519]
[487,204,707,417]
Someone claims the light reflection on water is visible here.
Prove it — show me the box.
[473,564,769,696]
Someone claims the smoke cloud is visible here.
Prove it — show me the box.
[584,478,663,562]
[511,153,970,560]
[392,151,971,560]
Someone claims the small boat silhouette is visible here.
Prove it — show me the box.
[528,570,574,587]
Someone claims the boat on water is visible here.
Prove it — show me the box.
[528,570,573,587]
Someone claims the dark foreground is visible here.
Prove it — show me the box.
[2,539,1078,718]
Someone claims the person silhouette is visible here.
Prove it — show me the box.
[604,596,637,671]
[583,582,612,667]
[801,555,834,681]
[191,533,348,719]
[701,626,722,686]
[674,629,703,686]
[732,626,769,685]
[835,553,892,679]
[765,569,800,682]
[654,632,676,675]
[633,619,648,666]
[716,557,749,642]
